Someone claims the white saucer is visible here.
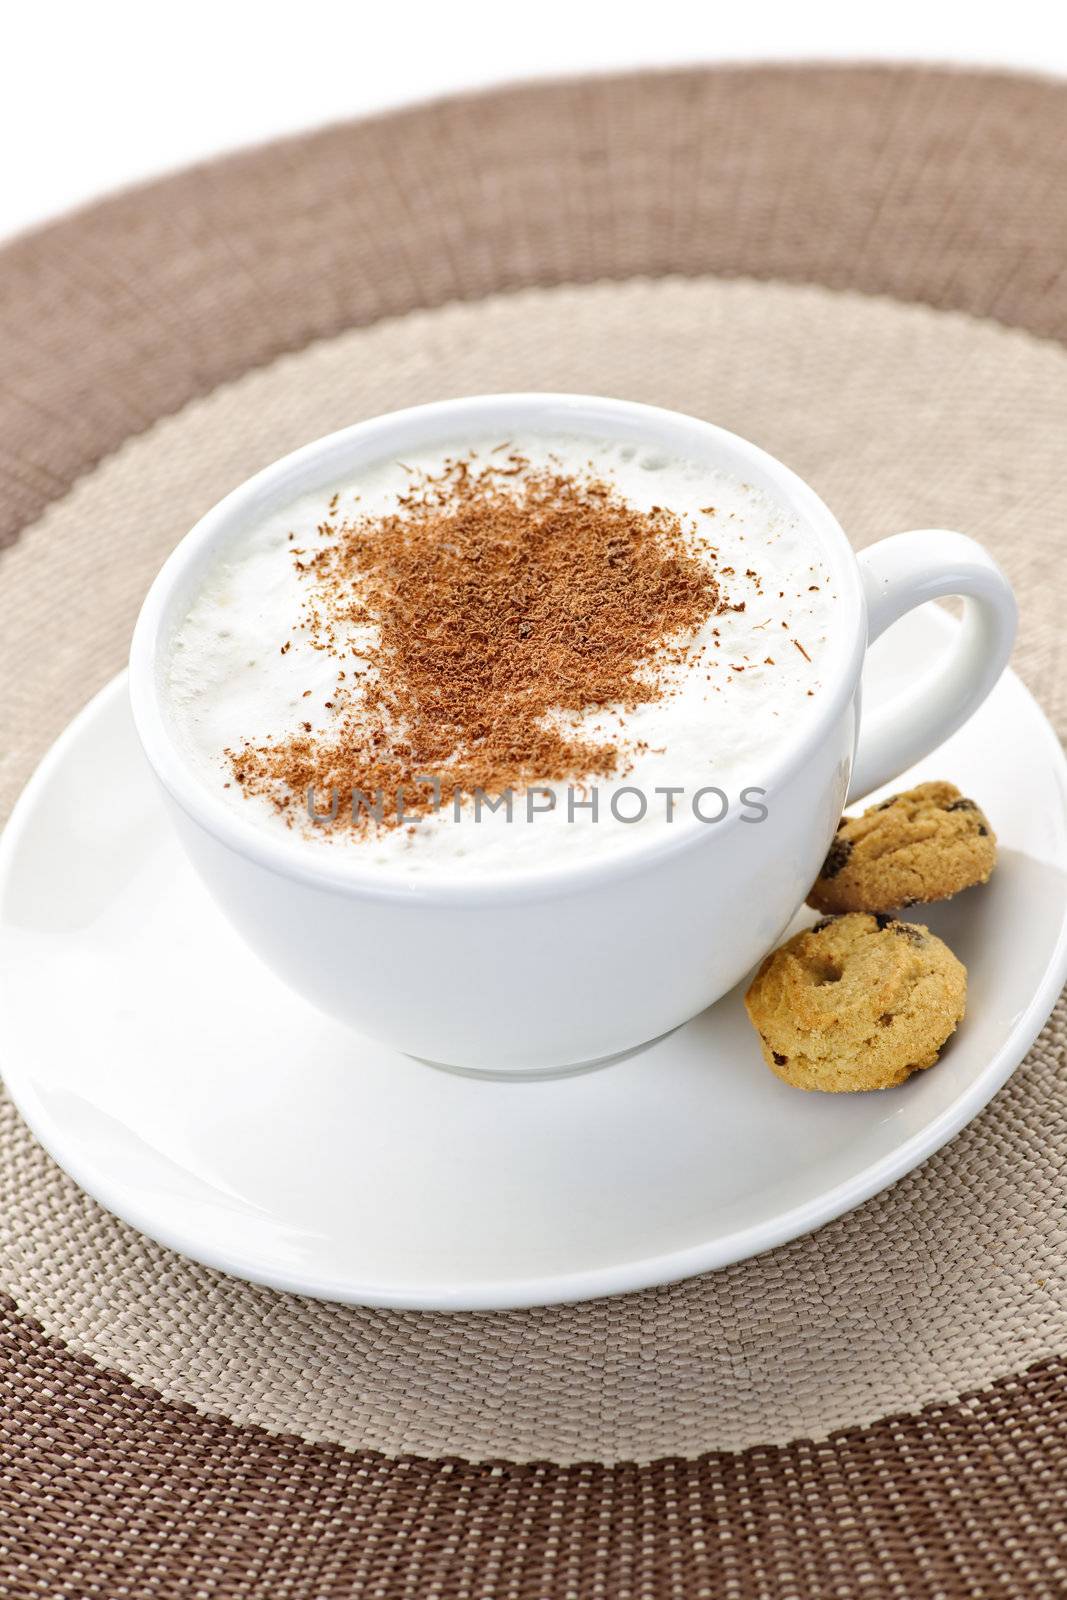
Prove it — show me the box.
[2,606,1065,1310]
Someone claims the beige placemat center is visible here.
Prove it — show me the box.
[0,274,1064,1465]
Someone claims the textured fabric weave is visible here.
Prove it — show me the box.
[0,65,1065,1600]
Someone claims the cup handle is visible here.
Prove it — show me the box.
[848,530,1018,804]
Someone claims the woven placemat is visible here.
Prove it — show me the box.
[1,65,1065,1599]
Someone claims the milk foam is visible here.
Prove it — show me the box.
[166,434,842,878]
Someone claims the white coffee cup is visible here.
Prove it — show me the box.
[129,394,1017,1075]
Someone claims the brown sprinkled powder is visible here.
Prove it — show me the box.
[229,454,731,833]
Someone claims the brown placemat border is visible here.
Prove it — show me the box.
[3,1297,1065,1600]
[4,64,1067,554]
[3,62,1067,1600]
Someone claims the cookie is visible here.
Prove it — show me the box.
[808,781,996,915]
[743,911,966,1092]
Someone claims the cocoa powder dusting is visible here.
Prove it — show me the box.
[228,453,731,832]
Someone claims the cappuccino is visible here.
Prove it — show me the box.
[166,433,840,878]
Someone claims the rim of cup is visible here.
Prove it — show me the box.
[128,393,866,904]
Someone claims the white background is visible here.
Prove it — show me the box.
[3,1,1064,243]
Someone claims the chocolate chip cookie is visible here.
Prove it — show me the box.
[744,911,967,1092]
[808,781,996,915]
